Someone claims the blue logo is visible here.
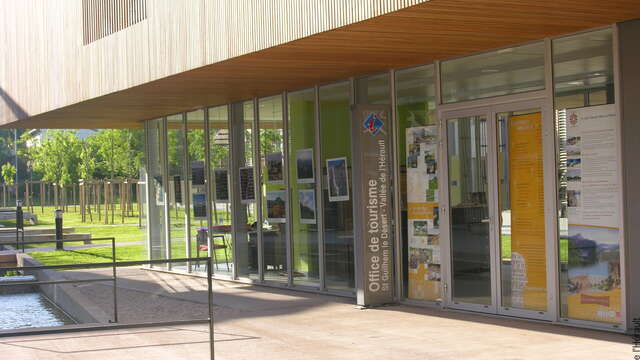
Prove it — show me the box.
[363,113,384,135]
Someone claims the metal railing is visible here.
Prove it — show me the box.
[0,238,215,360]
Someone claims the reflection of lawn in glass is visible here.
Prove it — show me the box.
[501,235,568,262]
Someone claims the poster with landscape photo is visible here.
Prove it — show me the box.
[326,157,349,202]
[296,148,314,184]
[298,189,316,225]
[266,152,284,185]
[266,190,287,223]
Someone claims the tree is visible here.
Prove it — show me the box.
[87,129,144,179]
[28,130,82,185]
[1,163,16,185]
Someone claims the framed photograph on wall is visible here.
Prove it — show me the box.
[326,157,349,202]
[266,190,287,223]
[298,189,316,225]
[266,152,284,185]
[296,148,314,184]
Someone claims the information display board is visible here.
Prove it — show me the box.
[564,104,622,324]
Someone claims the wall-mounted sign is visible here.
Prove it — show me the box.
[173,175,182,204]
[239,167,255,203]
[191,161,205,186]
[352,104,394,307]
[214,168,229,202]
[192,193,207,220]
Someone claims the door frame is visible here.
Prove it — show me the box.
[438,91,558,321]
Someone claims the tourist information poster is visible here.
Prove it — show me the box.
[565,104,622,324]
[406,125,440,301]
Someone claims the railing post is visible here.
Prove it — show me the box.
[207,257,215,360]
[16,200,23,252]
[55,209,64,250]
[112,237,118,323]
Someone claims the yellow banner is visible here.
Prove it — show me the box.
[508,112,547,311]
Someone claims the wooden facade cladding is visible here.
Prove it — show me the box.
[0,0,428,127]
[1,0,639,128]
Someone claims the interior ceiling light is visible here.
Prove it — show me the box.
[481,69,500,73]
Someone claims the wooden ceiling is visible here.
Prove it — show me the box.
[10,0,640,129]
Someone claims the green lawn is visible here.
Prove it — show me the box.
[1,205,145,250]
[29,239,230,267]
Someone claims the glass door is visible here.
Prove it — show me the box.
[442,100,552,319]
[444,108,497,313]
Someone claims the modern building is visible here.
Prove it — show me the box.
[2,0,640,334]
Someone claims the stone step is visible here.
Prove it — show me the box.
[0,227,75,237]
[0,233,92,245]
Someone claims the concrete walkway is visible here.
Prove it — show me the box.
[0,268,632,360]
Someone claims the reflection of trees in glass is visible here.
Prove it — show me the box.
[260,129,283,156]
[167,130,184,175]
[209,129,230,168]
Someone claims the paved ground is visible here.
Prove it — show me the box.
[0,268,633,360]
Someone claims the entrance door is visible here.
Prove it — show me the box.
[442,100,552,320]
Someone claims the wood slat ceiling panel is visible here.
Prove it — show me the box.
[6,0,640,129]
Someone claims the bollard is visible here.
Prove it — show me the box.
[16,200,23,250]
[55,209,63,250]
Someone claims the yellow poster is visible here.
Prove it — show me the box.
[508,112,547,311]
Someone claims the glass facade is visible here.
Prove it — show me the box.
[319,81,355,292]
[234,100,259,280]
[209,105,233,276]
[141,25,625,330]
[258,95,288,283]
[288,89,320,287]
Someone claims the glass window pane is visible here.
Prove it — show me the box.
[288,89,319,287]
[395,65,440,302]
[186,110,207,271]
[146,118,168,268]
[553,28,614,109]
[441,42,545,103]
[234,100,259,280]
[166,114,188,270]
[259,95,288,283]
[553,28,622,325]
[320,81,354,292]
[209,105,233,276]
[356,73,389,105]
[447,115,492,305]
